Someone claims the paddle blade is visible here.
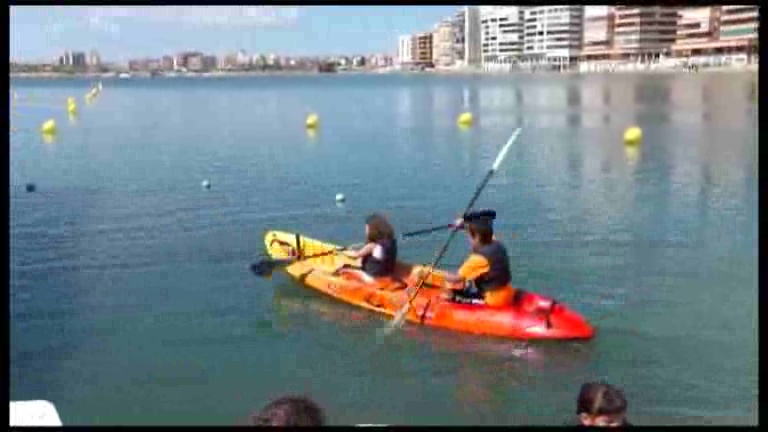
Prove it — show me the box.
[250,259,279,277]
[251,257,296,277]
[386,303,411,333]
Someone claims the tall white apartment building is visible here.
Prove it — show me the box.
[397,35,413,67]
[433,20,456,68]
[452,9,466,66]
[479,6,524,72]
[464,6,482,66]
[522,6,584,69]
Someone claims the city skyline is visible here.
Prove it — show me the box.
[10,6,457,62]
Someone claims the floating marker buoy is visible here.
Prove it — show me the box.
[202,180,211,189]
[306,113,319,129]
[40,119,56,134]
[457,112,473,127]
[335,193,345,203]
[25,183,36,193]
[623,126,642,146]
[67,102,77,114]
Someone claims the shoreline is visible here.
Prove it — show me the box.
[10,65,757,80]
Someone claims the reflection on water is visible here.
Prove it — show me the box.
[625,146,640,166]
[395,86,414,130]
[306,128,317,142]
[41,133,56,145]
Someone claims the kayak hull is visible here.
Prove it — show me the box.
[264,230,595,340]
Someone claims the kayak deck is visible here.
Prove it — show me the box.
[264,230,594,340]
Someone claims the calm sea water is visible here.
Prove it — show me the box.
[10,73,758,425]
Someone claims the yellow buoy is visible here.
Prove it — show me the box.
[623,126,642,146]
[305,113,319,129]
[457,112,473,127]
[40,119,57,134]
[67,102,77,114]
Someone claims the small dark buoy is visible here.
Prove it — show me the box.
[25,183,36,193]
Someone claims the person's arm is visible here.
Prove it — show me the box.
[342,242,376,259]
[419,254,490,290]
[452,254,490,290]
[442,271,464,284]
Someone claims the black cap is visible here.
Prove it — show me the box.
[463,209,496,228]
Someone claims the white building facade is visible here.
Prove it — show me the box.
[432,20,456,68]
[480,6,524,72]
[463,6,482,67]
[522,6,584,70]
[397,35,413,68]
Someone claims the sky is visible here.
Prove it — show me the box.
[10,6,459,62]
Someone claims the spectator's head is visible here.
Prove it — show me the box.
[249,395,325,426]
[577,382,628,427]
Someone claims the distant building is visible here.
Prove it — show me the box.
[186,55,203,71]
[612,6,678,60]
[480,6,524,71]
[671,5,758,63]
[57,51,70,66]
[398,35,413,66]
[150,58,164,70]
[432,19,455,67]
[161,56,174,71]
[579,6,616,65]
[452,9,466,66]
[352,56,366,67]
[221,53,238,69]
[87,50,101,66]
[464,6,482,66]
[72,52,87,67]
[368,54,392,68]
[582,7,616,52]
[412,32,434,68]
[236,50,250,66]
[128,58,146,71]
[719,5,758,41]
[57,50,86,67]
[174,51,203,70]
[336,56,350,67]
[522,6,584,69]
[202,55,217,71]
[252,54,267,68]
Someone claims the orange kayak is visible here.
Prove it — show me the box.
[264,230,595,340]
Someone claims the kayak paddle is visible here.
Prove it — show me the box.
[400,224,456,239]
[250,243,364,278]
[382,127,523,335]
[401,223,516,240]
